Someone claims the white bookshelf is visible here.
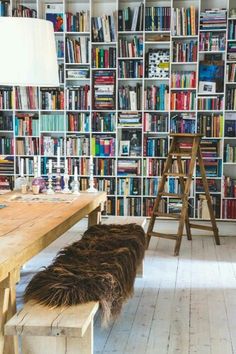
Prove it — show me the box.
[0,0,235,218]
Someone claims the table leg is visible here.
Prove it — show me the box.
[88,206,101,227]
[0,269,20,354]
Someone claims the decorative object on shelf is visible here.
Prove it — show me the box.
[120,141,130,156]
[230,8,236,18]
[54,146,62,193]
[87,156,98,193]
[15,159,27,192]
[62,159,71,194]
[47,159,54,195]
[199,81,216,93]
[72,166,80,195]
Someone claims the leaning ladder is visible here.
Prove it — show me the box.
[146,133,220,256]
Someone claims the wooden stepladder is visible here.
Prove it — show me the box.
[146,133,220,256]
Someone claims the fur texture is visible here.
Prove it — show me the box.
[24,223,146,325]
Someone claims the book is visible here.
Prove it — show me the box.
[45,3,64,32]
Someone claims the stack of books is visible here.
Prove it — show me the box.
[118,112,142,127]
[92,14,116,42]
[0,156,14,174]
[200,8,227,30]
[118,3,144,31]
[93,70,116,110]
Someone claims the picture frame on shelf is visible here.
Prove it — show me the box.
[120,141,130,156]
[199,81,216,93]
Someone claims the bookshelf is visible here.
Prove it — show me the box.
[0,0,236,219]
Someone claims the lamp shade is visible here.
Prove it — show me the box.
[0,17,59,86]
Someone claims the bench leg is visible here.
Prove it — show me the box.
[22,320,94,354]
[88,206,101,227]
[0,269,20,354]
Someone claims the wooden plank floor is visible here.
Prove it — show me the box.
[16,219,236,354]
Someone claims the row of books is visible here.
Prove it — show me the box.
[94,178,115,195]
[93,71,115,110]
[143,158,165,177]
[200,8,227,30]
[224,144,236,162]
[15,87,38,110]
[170,91,196,111]
[224,176,236,197]
[92,113,115,132]
[118,4,144,32]
[66,68,89,79]
[66,136,90,156]
[144,85,169,111]
[93,158,115,176]
[172,6,198,36]
[91,15,116,43]
[172,40,197,63]
[228,20,236,40]
[41,114,64,132]
[117,177,140,196]
[41,137,64,157]
[118,36,143,58]
[66,10,90,33]
[12,4,37,17]
[143,137,168,157]
[0,88,13,110]
[41,89,64,110]
[56,39,64,58]
[118,60,143,78]
[66,86,90,110]
[118,84,142,110]
[197,114,223,137]
[198,96,224,111]
[222,200,236,219]
[143,198,166,217]
[92,47,116,68]
[145,7,171,31]
[0,137,14,155]
[226,87,236,110]
[143,178,158,196]
[105,198,115,215]
[0,1,9,16]
[15,137,39,155]
[170,114,195,133]
[171,71,196,89]
[143,113,168,132]
[91,136,115,157]
[196,179,218,192]
[15,115,39,136]
[199,32,225,52]
[227,63,236,82]
[67,113,90,132]
[0,115,13,130]
[66,37,89,64]
[117,197,142,217]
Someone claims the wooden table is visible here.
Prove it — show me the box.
[0,191,106,354]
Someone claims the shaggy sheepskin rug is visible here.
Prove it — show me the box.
[24,223,146,325]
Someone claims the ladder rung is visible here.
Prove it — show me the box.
[169,152,192,157]
[148,231,178,240]
[164,173,186,177]
[189,223,214,231]
[154,212,181,219]
[159,192,184,198]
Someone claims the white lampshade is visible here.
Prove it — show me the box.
[0,17,59,86]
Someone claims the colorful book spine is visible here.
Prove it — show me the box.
[143,113,168,132]
[67,113,90,132]
[0,88,13,110]
[198,96,224,110]
[41,88,64,110]
[144,85,169,110]
[172,6,198,36]
[92,47,116,68]
[145,6,171,31]
[118,36,143,58]
[66,86,90,110]
[66,136,90,156]
[170,91,196,110]
[197,114,223,137]
[171,71,196,88]
[66,10,90,32]
[118,60,143,78]
[92,113,116,132]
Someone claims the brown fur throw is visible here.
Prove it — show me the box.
[24,223,146,325]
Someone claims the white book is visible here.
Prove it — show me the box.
[130,91,137,110]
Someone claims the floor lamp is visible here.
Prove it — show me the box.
[0,17,59,191]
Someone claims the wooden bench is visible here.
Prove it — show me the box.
[102,216,147,278]
[5,301,99,354]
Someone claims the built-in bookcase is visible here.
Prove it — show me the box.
[0,0,236,219]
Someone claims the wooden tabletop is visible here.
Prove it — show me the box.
[0,191,106,282]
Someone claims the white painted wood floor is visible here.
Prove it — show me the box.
[16,219,236,354]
